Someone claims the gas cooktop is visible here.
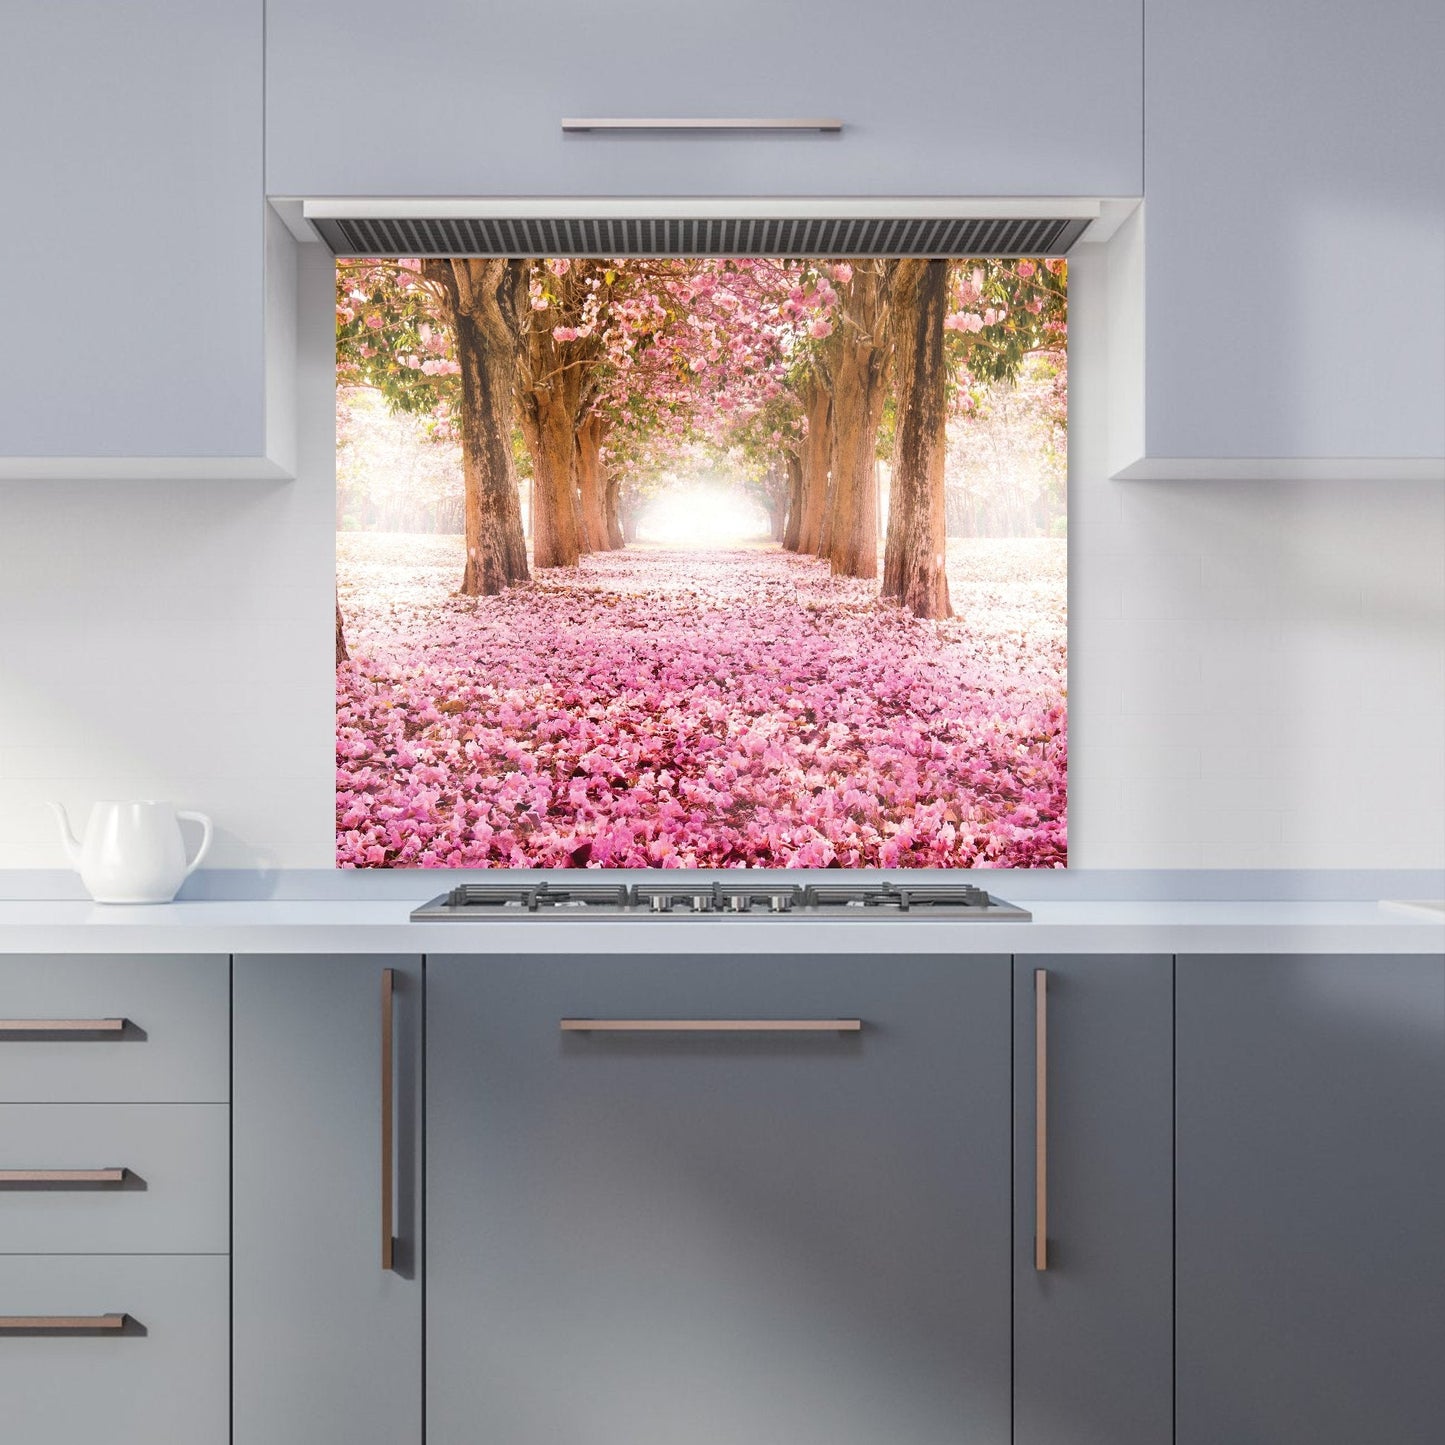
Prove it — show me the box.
[410,880,1031,920]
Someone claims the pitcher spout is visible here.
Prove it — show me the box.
[48,801,82,865]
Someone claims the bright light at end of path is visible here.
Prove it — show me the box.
[639,490,768,546]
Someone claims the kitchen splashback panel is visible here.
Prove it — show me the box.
[335,252,1067,869]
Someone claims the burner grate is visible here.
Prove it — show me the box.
[802,882,996,910]
[443,881,631,911]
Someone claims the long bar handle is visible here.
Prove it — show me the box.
[562,117,842,134]
[561,1018,862,1033]
[380,968,395,1272]
[0,1018,127,1035]
[0,1314,128,1331]
[1034,968,1049,1271]
[0,1169,128,1185]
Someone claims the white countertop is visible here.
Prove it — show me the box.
[0,899,1440,954]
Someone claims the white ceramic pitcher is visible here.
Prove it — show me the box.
[50,801,212,904]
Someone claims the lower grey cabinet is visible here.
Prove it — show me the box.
[1176,952,1445,1444]
[0,1254,228,1444]
[233,954,422,1445]
[427,953,1013,1445]
[0,953,229,1103]
[0,1102,228,1254]
[1012,955,1173,1445]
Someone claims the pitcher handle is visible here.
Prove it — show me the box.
[176,811,213,877]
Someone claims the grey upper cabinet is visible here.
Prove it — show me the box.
[233,955,423,1445]
[0,1,294,479]
[266,1,1142,199]
[1128,1,1445,478]
[1176,953,1445,1444]
[427,953,1013,1445]
[1012,955,1173,1445]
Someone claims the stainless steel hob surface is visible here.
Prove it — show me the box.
[411,880,1031,921]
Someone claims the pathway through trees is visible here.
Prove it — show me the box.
[337,535,1066,868]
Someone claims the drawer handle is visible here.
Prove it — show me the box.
[0,1314,129,1332]
[1034,969,1049,1272]
[381,968,396,1273]
[0,1169,128,1186]
[560,1019,862,1033]
[0,1018,128,1036]
[562,117,843,134]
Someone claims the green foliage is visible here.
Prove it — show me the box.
[336,260,459,435]
[944,258,1068,385]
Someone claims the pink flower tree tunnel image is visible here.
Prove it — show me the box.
[336,255,1067,868]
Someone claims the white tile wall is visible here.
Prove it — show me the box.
[0,243,1441,871]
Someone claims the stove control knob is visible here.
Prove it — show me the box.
[729,895,751,913]
[691,895,711,913]
[649,895,669,913]
[769,894,792,913]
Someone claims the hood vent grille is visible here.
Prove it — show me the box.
[311,213,1090,258]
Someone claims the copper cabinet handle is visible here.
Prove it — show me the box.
[381,968,396,1272]
[0,1314,128,1331]
[0,1018,127,1035]
[0,1169,128,1185]
[562,118,843,134]
[560,1018,862,1033]
[1034,969,1049,1271]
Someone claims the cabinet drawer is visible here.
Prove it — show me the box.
[0,1255,226,1444]
[0,955,227,1103]
[0,1104,227,1254]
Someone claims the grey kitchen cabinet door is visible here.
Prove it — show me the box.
[1176,952,1445,1445]
[0,1254,228,1445]
[233,955,423,1445]
[1136,1,1444,473]
[0,1102,228,1254]
[0,2,293,478]
[1012,955,1173,1445]
[428,953,1013,1445]
[0,953,229,1103]
[267,1,1140,198]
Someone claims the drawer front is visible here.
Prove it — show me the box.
[0,1254,227,1445]
[0,955,227,1103]
[0,1104,227,1254]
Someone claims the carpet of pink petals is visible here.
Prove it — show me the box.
[336,536,1067,868]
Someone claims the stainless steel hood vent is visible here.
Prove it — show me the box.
[309,213,1091,258]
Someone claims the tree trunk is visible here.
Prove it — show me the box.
[796,377,832,555]
[569,462,589,557]
[334,598,349,665]
[517,260,617,569]
[574,412,612,552]
[782,451,804,551]
[883,258,953,619]
[603,472,625,549]
[827,336,887,578]
[520,388,582,569]
[766,493,788,542]
[822,262,892,579]
[422,260,531,596]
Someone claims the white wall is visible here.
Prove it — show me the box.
[1,241,1441,872]
[0,242,337,871]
